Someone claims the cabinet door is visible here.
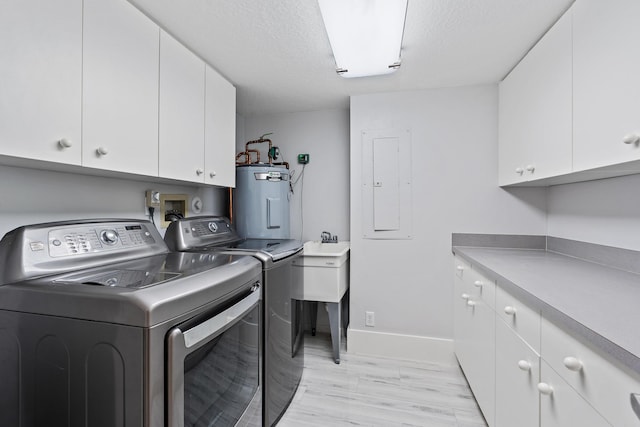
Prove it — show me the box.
[205,65,236,187]
[159,31,206,183]
[495,319,539,427]
[453,258,495,426]
[539,361,611,427]
[573,0,640,171]
[0,0,82,165]
[453,258,473,370]
[82,0,160,176]
[498,9,572,185]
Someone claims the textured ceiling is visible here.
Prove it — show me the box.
[127,0,574,116]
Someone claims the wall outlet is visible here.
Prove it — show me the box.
[365,311,375,327]
[145,190,160,208]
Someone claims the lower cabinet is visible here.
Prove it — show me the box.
[495,319,539,427]
[453,255,636,427]
[453,256,495,426]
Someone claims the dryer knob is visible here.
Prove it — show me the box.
[100,229,118,245]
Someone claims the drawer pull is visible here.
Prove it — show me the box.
[473,280,483,288]
[517,360,532,371]
[461,293,470,300]
[562,356,583,372]
[456,265,465,271]
[631,393,640,420]
[515,167,524,175]
[58,138,72,149]
[623,133,640,145]
[537,383,554,395]
[466,300,476,307]
[504,306,517,315]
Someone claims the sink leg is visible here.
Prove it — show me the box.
[327,302,341,364]
[310,301,318,336]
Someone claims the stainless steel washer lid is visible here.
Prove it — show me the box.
[0,252,262,327]
[164,216,303,262]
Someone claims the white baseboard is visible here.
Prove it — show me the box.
[347,328,456,365]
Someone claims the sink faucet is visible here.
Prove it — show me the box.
[321,231,338,243]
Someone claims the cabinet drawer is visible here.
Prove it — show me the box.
[467,267,495,311]
[541,318,640,426]
[539,360,611,427]
[496,285,541,352]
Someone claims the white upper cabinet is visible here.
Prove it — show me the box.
[0,0,82,165]
[498,9,573,186]
[205,65,236,187]
[572,0,640,171]
[159,31,206,183]
[82,0,160,176]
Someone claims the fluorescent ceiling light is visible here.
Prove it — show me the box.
[318,0,408,78]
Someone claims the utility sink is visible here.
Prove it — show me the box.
[292,240,350,363]
[293,242,350,301]
[300,241,350,266]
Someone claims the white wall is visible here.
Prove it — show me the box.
[547,174,640,251]
[349,85,547,359]
[0,164,227,238]
[241,109,350,242]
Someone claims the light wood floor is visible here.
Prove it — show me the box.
[277,333,488,427]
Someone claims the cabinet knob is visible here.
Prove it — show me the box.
[517,360,532,371]
[196,168,204,176]
[456,265,465,272]
[538,383,554,395]
[504,306,517,316]
[526,164,536,173]
[562,356,583,372]
[622,133,640,145]
[96,147,108,156]
[210,171,216,178]
[58,138,72,149]
[466,300,476,307]
[515,167,524,175]
[461,293,470,300]
[473,280,483,288]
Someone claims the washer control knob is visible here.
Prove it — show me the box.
[100,229,119,245]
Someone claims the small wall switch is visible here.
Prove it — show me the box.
[297,153,309,164]
[365,311,375,327]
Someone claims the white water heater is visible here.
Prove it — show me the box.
[233,165,290,239]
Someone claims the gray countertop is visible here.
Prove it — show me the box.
[452,244,640,376]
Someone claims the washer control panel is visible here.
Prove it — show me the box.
[48,223,156,257]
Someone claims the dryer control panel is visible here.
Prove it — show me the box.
[48,223,157,257]
[0,219,168,285]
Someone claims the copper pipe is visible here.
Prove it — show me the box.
[246,149,260,164]
[245,137,273,164]
[235,152,249,164]
[228,187,233,223]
